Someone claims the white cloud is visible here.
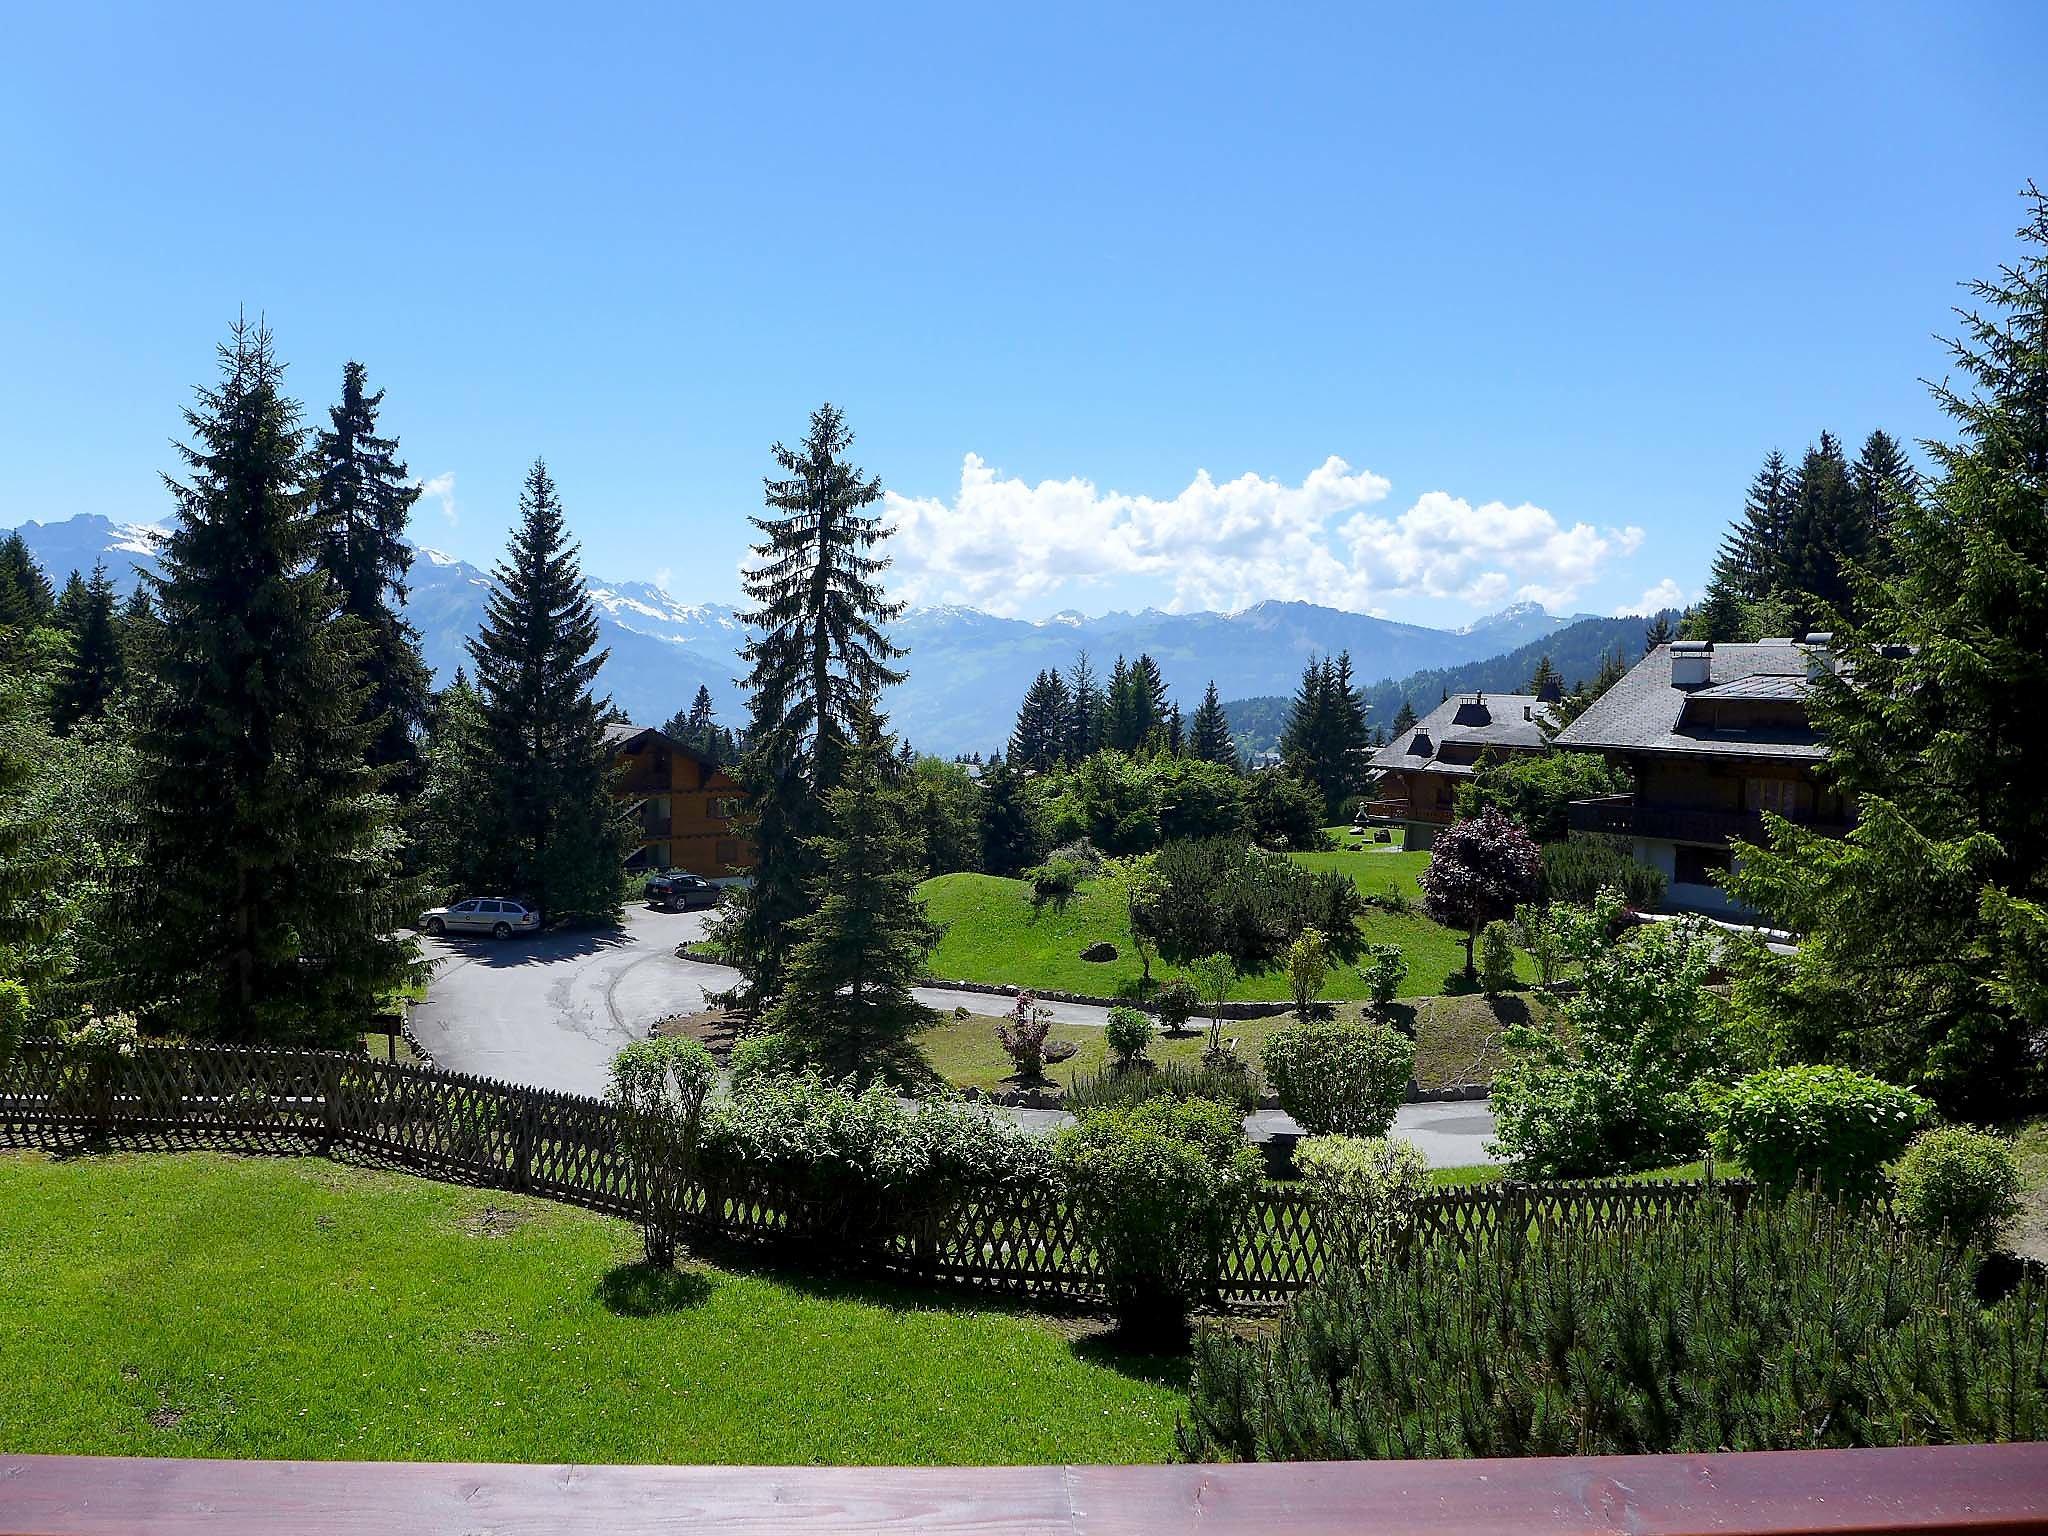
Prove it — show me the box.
[1615,578,1688,616]
[653,566,673,592]
[416,472,458,526]
[882,455,1644,617]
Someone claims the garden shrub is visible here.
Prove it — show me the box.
[1054,1096,1262,1339]
[1717,1064,1931,1197]
[1066,1058,1260,1115]
[1490,916,1729,1176]
[1134,838,1364,974]
[1103,1005,1153,1069]
[1025,855,1087,910]
[1285,926,1329,1016]
[996,992,1054,1081]
[1295,1134,1429,1256]
[0,978,27,1066]
[1540,835,1667,909]
[1261,1018,1414,1137]
[1890,1126,2023,1249]
[1181,1190,2048,1461]
[727,1031,810,1087]
[1153,976,1200,1035]
[608,1036,718,1262]
[1359,944,1406,1017]
[1479,921,1516,994]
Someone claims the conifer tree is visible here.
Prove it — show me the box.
[1643,612,1675,652]
[50,562,123,733]
[0,532,53,632]
[1010,669,1072,772]
[53,570,90,634]
[129,318,418,1045]
[977,754,1043,876]
[768,695,940,1075]
[1065,651,1105,760]
[311,361,432,796]
[1713,448,1795,603]
[412,670,496,896]
[724,404,906,1005]
[1391,698,1418,736]
[1281,654,1368,819]
[1527,654,1562,699]
[1851,429,1916,582]
[467,458,627,923]
[1776,432,1866,630]
[1189,680,1237,767]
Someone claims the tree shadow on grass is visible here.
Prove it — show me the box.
[596,1260,714,1317]
[1068,1328,1195,1391]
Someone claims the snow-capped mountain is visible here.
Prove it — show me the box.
[10,514,1589,758]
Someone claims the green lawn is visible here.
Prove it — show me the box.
[918,991,1548,1099]
[0,1152,1182,1465]
[917,865,1533,1003]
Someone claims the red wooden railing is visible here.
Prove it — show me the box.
[2,1446,2045,1535]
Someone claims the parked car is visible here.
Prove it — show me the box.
[417,897,540,940]
[644,870,721,911]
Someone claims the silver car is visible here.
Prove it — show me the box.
[418,897,540,940]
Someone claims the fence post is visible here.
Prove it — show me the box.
[512,1096,537,1193]
[320,1057,342,1153]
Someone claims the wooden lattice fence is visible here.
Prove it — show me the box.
[0,1040,1749,1308]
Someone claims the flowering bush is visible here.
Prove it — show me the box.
[1717,1064,1931,1196]
[65,1010,138,1061]
[996,992,1055,1081]
[1890,1126,2022,1248]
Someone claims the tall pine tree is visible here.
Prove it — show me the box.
[1010,669,1071,771]
[130,318,418,1045]
[311,361,432,797]
[0,532,53,633]
[1281,654,1368,819]
[1776,432,1866,630]
[50,562,123,733]
[723,404,906,1006]
[1065,651,1105,760]
[1188,680,1237,767]
[467,459,628,922]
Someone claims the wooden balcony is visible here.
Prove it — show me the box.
[3,1445,2043,1534]
[1361,798,1454,826]
[1568,794,1852,846]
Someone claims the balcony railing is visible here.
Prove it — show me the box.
[1569,794,1851,846]
[1361,798,1454,826]
[2,1445,2042,1534]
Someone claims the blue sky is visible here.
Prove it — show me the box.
[3,2,2042,623]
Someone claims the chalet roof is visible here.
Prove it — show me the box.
[604,723,727,770]
[1553,642,1826,762]
[1368,691,1555,777]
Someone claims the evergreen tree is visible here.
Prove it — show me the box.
[116,587,157,688]
[1281,654,1368,819]
[53,570,90,634]
[768,695,941,1076]
[129,318,418,1045]
[1712,448,1796,603]
[978,754,1043,876]
[1728,186,2048,1116]
[1391,698,1418,736]
[662,684,724,762]
[311,361,432,796]
[1065,651,1105,761]
[50,562,123,733]
[1010,668,1071,772]
[1189,680,1237,767]
[412,670,495,896]
[1851,428,1916,583]
[724,404,906,1005]
[1527,654,1562,698]
[1131,654,1170,748]
[0,532,54,632]
[1776,432,1867,630]
[467,459,627,923]
[1643,611,1675,652]
[1104,656,1135,749]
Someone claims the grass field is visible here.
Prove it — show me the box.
[917,991,1548,1099]
[0,1152,1182,1465]
[917,866,1533,1003]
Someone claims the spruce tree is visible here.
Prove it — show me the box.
[768,695,941,1076]
[412,670,496,896]
[311,361,432,796]
[1851,429,1916,583]
[1527,654,1562,698]
[467,458,627,923]
[0,532,53,632]
[1065,651,1105,760]
[1712,448,1795,602]
[1010,669,1072,772]
[1391,698,1418,736]
[1776,432,1866,630]
[129,318,418,1045]
[978,755,1042,876]
[724,404,906,1006]
[50,562,123,733]
[1189,680,1237,766]
[1643,612,1675,652]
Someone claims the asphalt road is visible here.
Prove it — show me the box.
[408,903,1500,1166]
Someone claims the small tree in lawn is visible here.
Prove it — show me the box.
[1285,927,1329,1019]
[1419,808,1542,978]
[1479,921,1517,994]
[608,1035,717,1266]
[1189,952,1238,1066]
[1360,943,1406,1021]
[1104,1005,1154,1072]
[1154,975,1199,1037]
[1113,853,1162,998]
[997,991,1054,1082]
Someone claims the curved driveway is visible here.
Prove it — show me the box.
[408,904,1497,1166]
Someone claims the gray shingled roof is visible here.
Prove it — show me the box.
[1369,691,1556,775]
[1553,642,1825,761]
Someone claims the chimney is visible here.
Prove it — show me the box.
[1805,631,1834,680]
[1523,705,1532,721]
[1671,640,1712,689]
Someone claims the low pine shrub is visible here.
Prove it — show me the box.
[1181,1191,2048,1461]
[1539,835,1667,909]
[1055,1096,1262,1340]
[1066,1058,1260,1115]
[1717,1065,1931,1197]
[1891,1126,2023,1249]
[1261,1018,1414,1137]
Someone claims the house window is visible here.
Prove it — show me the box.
[1674,845,1733,887]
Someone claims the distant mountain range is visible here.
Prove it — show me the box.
[10,513,1638,759]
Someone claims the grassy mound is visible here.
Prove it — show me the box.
[0,1151,1181,1465]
